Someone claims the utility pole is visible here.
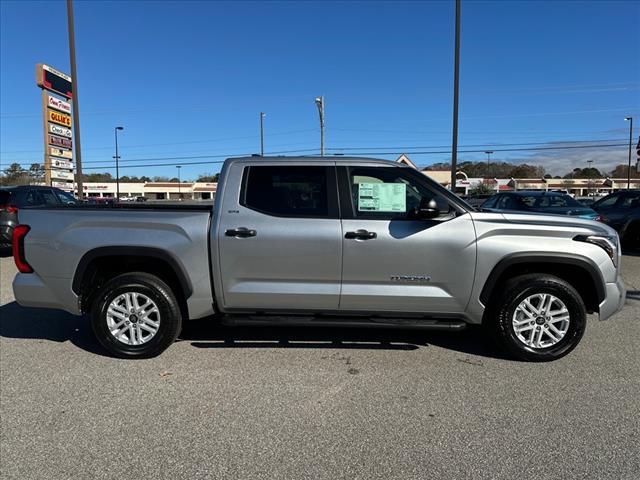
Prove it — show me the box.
[114,126,123,200]
[625,117,633,189]
[66,0,83,198]
[587,159,593,196]
[315,96,325,156]
[260,112,265,156]
[484,150,493,178]
[176,165,182,199]
[450,0,461,192]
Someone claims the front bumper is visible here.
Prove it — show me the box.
[599,277,626,321]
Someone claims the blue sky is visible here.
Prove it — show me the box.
[1,0,639,179]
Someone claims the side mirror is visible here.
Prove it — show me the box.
[416,198,440,219]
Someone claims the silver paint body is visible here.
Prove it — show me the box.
[14,157,626,324]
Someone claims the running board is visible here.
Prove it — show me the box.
[222,315,467,331]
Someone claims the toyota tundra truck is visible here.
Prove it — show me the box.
[12,156,626,361]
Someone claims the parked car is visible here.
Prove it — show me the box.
[0,185,77,248]
[480,191,599,220]
[461,193,495,209]
[12,156,625,361]
[592,190,640,249]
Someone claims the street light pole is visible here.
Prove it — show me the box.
[484,150,493,177]
[450,0,461,192]
[176,165,182,199]
[625,117,633,189]
[114,126,123,200]
[260,112,265,156]
[315,96,325,156]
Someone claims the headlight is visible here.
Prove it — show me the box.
[574,234,618,267]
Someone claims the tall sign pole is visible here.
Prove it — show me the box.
[66,0,84,198]
[450,0,461,192]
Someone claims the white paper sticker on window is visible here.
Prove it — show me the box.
[358,183,406,212]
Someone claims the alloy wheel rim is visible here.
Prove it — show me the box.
[512,293,570,349]
[106,292,161,346]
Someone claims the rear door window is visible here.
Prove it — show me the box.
[0,191,13,205]
[241,165,334,218]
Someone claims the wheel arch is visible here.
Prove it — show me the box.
[73,246,192,316]
[480,253,606,314]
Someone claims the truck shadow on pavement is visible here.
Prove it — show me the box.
[0,301,508,360]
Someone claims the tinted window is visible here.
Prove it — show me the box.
[348,167,451,219]
[481,196,498,208]
[54,190,77,204]
[497,195,526,210]
[621,193,640,208]
[25,190,45,206]
[40,189,59,206]
[0,191,13,204]
[595,194,619,208]
[243,166,329,217]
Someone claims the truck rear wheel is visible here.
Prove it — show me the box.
[90,272,182,358]
[486,274,587,362]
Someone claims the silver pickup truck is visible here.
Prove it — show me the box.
[12,156,626,361]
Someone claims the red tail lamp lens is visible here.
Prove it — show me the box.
[12,225,33,273]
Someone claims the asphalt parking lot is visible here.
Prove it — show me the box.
[1,254,639,480]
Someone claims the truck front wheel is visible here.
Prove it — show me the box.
[90,272,182,358]
[486,274,587,362]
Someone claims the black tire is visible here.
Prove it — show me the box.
[485,274,586,362]
[90,272,182,359]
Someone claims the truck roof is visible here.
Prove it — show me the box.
[226,155,402,166]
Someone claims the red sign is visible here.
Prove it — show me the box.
[49,134,72,149]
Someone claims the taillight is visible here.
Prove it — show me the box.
[0,204,19,214]
[12,225,33,273]
[595,215,604,222]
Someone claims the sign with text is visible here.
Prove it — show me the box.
[52,181,74,191]
[48,134,72,149]
[48,123,72,138]
[51,169,74,180]
[47,95,71,114]
[358,183,406,212]
[36,64,73,98]
[47,109,72,127]
[51,158,73,170]
[49,147,73,159]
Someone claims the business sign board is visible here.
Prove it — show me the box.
[37,63,75,189]
[51,169,74,180]
[52,181,74,191]
[47,95,71,114]
[36,64,72,98]
[49,147,73,159]
[51,158,73,170]
[48,123,72,138]
[47,109,72,127]
[48,134,72,149]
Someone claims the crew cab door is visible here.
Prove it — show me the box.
[216,162,342,311]
[338,165,476,314]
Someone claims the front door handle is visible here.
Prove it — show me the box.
[345,229,377,240]
[225,227,257,238]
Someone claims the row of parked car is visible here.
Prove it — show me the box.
[464,189,640,248]
[2,184,639,250]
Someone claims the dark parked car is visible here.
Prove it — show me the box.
[480,191,599,220]
[461,193,495,209]
[592,190,640,248]
[0,185,77,248]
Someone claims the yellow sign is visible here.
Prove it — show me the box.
[47,109,72,127]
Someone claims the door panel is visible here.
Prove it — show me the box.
[338,166,477,314]
[217,163,342,311]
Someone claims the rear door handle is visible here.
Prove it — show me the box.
[225,227,257,238]
[345,229,377,240]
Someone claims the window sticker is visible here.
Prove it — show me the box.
[358,183,406,212]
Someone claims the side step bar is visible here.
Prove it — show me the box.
[222,315,467,331]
